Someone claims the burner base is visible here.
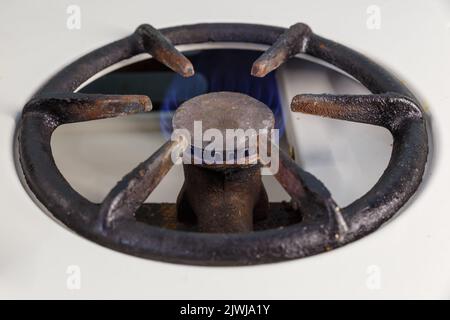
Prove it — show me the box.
[176,164,269,233]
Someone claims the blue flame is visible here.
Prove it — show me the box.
[160,49,284,138]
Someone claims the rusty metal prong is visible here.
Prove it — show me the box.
[269,140,347,235]
[135,24,194,77]
[291,93,423,131]
[24,93,152,124]
[251,23,312,77]
[98,137,188,230]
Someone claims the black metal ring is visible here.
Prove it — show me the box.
[17,23,428,265]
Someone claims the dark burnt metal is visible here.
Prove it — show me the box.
[135,24,194,77]
[291,93,422,131]
[172,92,275,166]
[251,23,311,77]
[173,92,273,233]
[17,23,429,265]
[24,93,152,122]
[99,139,185,230]
[271,143,348,238]
[135,202,301,232]
[177,164,269,233]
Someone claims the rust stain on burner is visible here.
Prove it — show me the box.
[173,92,274,233]
[135,24,195,77]
[173,92,274,148]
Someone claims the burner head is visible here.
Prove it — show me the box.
[173,92,273,231]
[172,92,274,165]
[173,91,275,135]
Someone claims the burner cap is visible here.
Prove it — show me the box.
[172,92,274,155]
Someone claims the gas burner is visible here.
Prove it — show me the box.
[17,23,428,265]
[173,91,275,233]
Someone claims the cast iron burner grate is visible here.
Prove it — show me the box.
[17,23,428,265]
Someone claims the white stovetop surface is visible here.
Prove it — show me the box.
[1,0,449,299]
